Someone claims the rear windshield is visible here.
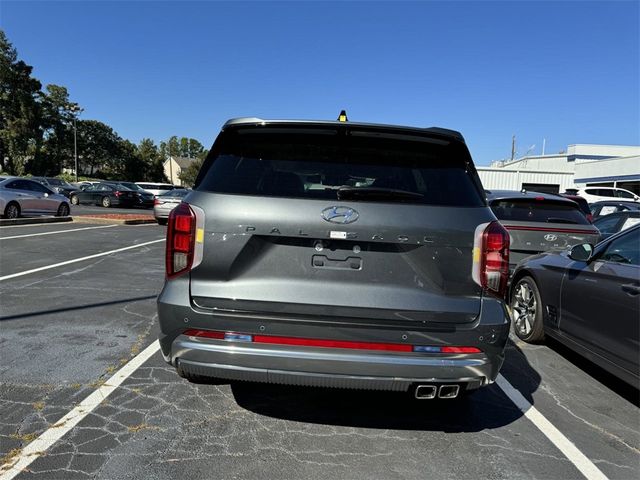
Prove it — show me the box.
[491,199,590,224]
[196,127,484,206]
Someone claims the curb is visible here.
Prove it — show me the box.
[72,216,157,225]
[0,216,73,227]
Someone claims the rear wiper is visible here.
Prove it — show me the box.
[546,217,578,224]
[337,187,424,201]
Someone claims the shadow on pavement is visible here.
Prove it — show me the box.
[229,340,541,432]
[0,295,157,322]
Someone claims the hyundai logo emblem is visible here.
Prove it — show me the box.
[544,234,558,242]
[321,206,359,224]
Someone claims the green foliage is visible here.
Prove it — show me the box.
[178,158,204,187]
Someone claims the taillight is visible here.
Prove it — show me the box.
[154,198,161,206]
[166,202,195,278]
[472,221,510,298]
[114,191,121,197]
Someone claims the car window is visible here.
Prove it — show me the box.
[197,127,484,206]
[599,228,640,266]
[4,180,22,190]
[598,205,618,216]
[27,181,51,194]
[98,184,112,191]
[490,199,590,224]
[615,189,635,199]
[593,214,623,234]
[621,217,640,230]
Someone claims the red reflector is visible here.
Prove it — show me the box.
[183,329,225,339]
[253,335,413,352]
[535,196,545,201]
[441,346,481,353]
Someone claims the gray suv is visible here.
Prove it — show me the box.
[157,117,511,399]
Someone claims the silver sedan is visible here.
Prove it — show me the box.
[153,189,190,225]
[0,177,71,218]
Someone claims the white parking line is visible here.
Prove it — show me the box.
[0,341,161,480]
[496,374,608,480]
[0,238,165,282]
[0,224,116,240]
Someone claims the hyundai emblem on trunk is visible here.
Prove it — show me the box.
[544,234,558,241]
[321,206,359,224]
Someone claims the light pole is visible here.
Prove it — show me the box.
[70,105,83,182]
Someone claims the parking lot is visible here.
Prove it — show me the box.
[0,221,638,480]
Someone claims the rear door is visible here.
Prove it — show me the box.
[187,124,494,328]
[490,198,599,267]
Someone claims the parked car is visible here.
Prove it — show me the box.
[157,116,512,399]
[70,182,137,208]
[76,181,101,190]
[486,190,600,273]
[590,200,640,218]
[135,182,176,197]
[593,211,640,239]
[0,177,70,218]
[557,193,593,222]
[510,225,640,387]
[575,187,639,204]
[31,176,77,198]
[153,189,190,225]
[112,181,155,208]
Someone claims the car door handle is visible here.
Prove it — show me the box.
[621,284,640,295]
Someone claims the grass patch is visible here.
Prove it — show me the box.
[9,432,38,443]
[32,402,45,411]
[0,447,22,470]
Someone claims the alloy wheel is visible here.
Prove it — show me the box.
[511,281,537,337]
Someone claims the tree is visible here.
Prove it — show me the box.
[178,158,203,187]
[137,138,167,182]
[75,119,121,176]
[0,30,43,175]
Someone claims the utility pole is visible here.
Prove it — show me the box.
[168,142,173,185]
[511,135,516,162]
[70,105,83,182]
[542,138,546,156]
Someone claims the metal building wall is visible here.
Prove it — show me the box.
[477,168,575,191]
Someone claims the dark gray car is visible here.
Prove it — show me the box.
[487,190,600,273]
[510,225,640,387]
[157,117,511,399]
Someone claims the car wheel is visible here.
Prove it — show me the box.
[156,218,167,226]
[101,196,111,208]
[510,276,545,343]
[4,202,20,219]
[70,195,79,205]
[56,203,70,217]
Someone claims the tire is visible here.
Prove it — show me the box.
[101,196,111,208]
[156,218,167,226]
[70,195,79,205]
[4,202,20,219]
[510,276,545,343]
[56,203,70,217]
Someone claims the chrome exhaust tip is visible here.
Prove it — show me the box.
[438,384,460,399]
[414,385,437,399]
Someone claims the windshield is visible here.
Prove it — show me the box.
[196,127,484,206]
[490,199,590,224]
[160,189,189,197]
[120,182,143,190]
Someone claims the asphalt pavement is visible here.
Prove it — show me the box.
[0,223,638,480]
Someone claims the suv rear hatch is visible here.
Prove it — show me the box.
[489,196,600,267]
[186,122,496,327]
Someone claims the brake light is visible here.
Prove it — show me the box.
[154,198,161,206]
[166,202,195,278]
[114,191,121,197]
[472,221,510,298]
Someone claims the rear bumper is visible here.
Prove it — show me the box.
[158,278,510,392]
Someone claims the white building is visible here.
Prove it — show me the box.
[163,156,198,186]
[478,144,640,194]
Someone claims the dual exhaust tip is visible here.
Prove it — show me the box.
[414,384,460,399]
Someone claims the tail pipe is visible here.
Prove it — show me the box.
[414,384,461,399]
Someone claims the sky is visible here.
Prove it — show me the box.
[2,0,639,165]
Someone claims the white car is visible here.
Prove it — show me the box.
[575,187,639,204]
[0,177,71,218]
[135,182,176,197]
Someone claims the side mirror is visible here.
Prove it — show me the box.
[569,243,593,262]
